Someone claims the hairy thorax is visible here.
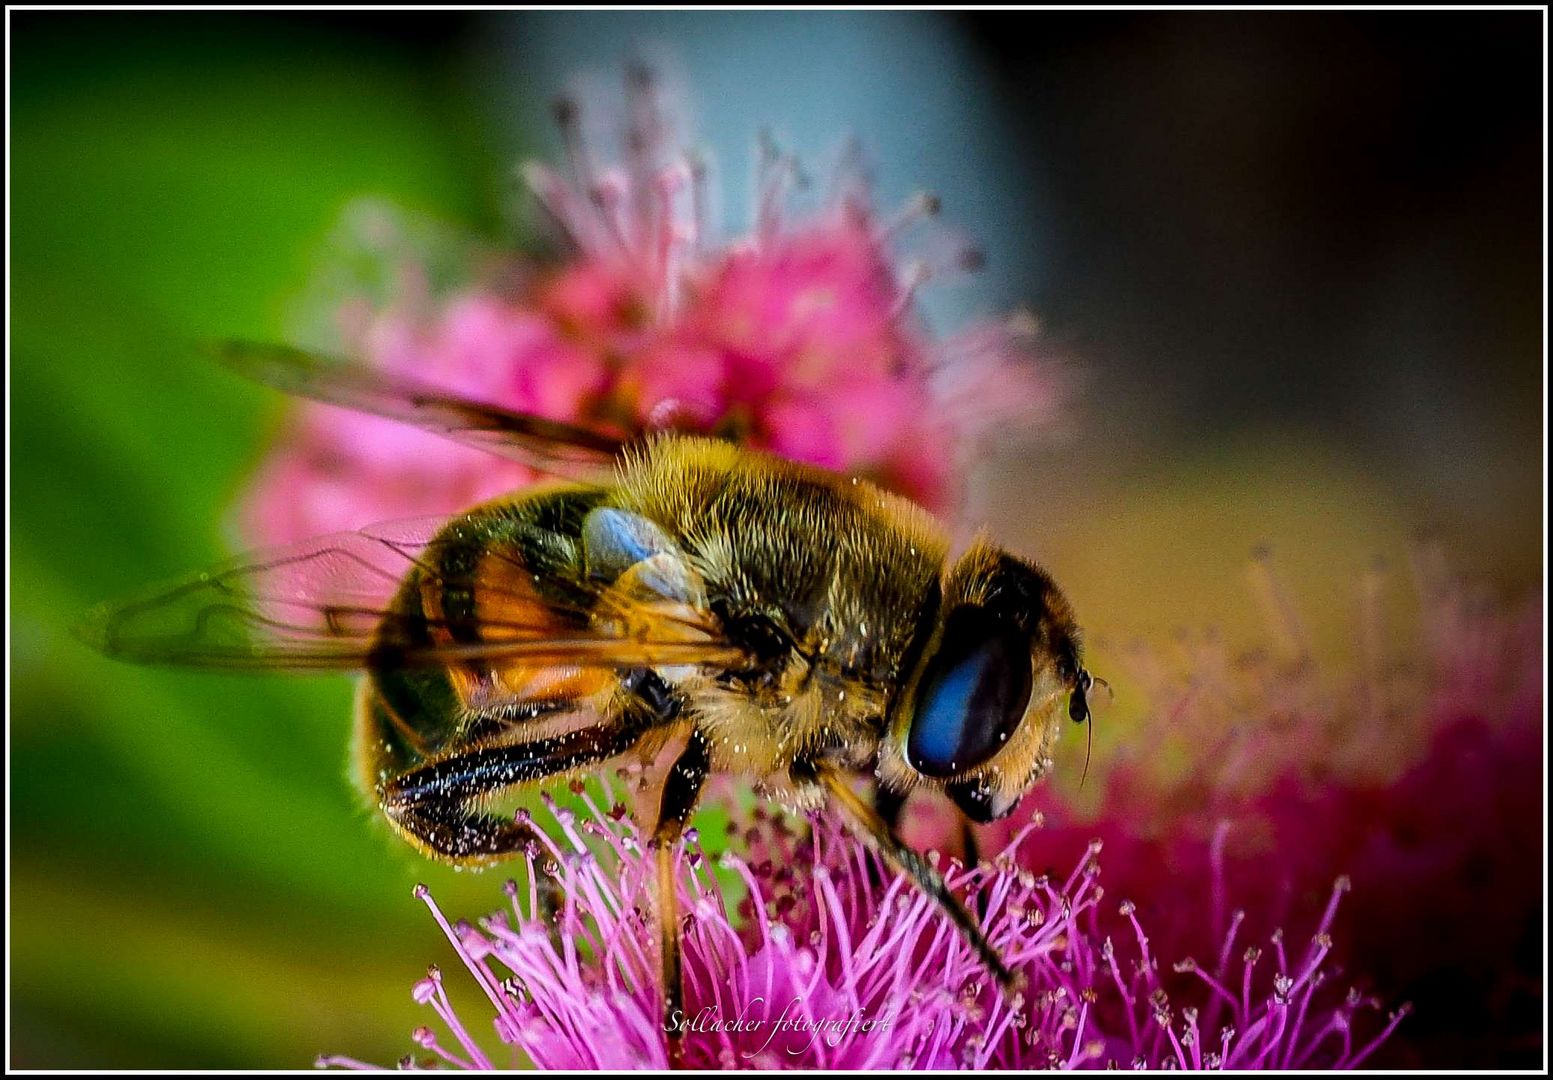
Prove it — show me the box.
[613,436,950,802]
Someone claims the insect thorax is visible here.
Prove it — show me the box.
[613,437,950,778]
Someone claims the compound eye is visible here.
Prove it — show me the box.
[906,608,1033,778]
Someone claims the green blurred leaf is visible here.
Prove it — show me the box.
[10,15,520,1068]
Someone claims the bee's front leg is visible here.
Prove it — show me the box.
[870,783,981,872]
[817,765,1020,996]
[873,782,907,832]
[866,782,909,889]
[652,727,711,1068]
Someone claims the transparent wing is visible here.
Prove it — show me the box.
[77,518,746,673]
[216,341,627,478]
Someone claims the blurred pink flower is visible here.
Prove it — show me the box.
[241,69,1057,548]
[318,790,1400,1071]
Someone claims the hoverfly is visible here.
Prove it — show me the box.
[82,343,1095,1059]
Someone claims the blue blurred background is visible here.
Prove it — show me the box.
[9,10,1542,1068]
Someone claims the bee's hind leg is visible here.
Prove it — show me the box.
[652,727,711,1068]
[380,718,650,865]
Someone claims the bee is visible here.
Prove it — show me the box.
[82,343,1095,1058]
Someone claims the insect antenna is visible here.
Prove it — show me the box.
[1080,706,1094,791]
[1078,673,1112,792]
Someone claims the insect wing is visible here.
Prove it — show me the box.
[77,519,746,673]
[216,341,626,479]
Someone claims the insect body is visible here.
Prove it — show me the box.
[83,344,1094,1058]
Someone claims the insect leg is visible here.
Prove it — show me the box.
[873,783,907,832]
[380,717,648,865]
[866,784,909,888]
[960,816,983,874]
[959,818,989,918]
[818,767,1020,994]
[653,727,711,1068]
[869,783,985,906]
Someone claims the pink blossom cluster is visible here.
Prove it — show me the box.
[242,70,1054,548]
[318,791,1402,1071]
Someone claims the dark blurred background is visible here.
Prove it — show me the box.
[10,10,1542,1069]
[965,12,1542,587]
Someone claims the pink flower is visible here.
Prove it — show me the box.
[241,68,1058,547]
[318,791,1401,1071]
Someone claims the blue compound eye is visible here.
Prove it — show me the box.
[906,608,1033,778]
